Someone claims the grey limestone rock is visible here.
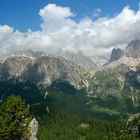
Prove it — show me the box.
[125,40,140,58]
[29,118,38,140]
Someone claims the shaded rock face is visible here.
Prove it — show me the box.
[125,40,140,58]
[127,113,140,136]
[125,70,140,88]
[108,39,140,63]
[29,118,38,140]
[109,48,124,62]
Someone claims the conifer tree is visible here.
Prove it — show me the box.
[0,96,31,140]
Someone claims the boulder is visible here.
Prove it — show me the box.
[29,118,38,140]
[126,113,140,136]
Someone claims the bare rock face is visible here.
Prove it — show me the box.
[108,39,140,63]
[91,56,109,67]
[55,49,97,70]
[126,113,140,136]
[109,48,124,62]
[125,40,140,58]
[29,118,38,140]
[0,55,34,80]
[22,56,90,89]
[0,55,91,90]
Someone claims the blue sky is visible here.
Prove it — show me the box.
[0,0,140,31]
[0,0,140,57]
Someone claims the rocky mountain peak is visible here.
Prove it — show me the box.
[15,49,47,58]
[54,49,97,70]
[109,48,124,62]
[125,39,140,58]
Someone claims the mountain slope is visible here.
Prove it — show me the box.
[88,40,140,105]
[91,56,109,67]
[55,49,97,70]
[0,55,91,90]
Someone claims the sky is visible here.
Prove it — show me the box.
[0,0,140,57]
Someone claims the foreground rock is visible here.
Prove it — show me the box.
[126,113,140,136]
[29,118,38,140]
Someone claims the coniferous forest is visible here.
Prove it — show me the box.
[0,82,140,140]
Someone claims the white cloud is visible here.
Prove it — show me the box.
[39,4,75,32]
[0,4,140,57]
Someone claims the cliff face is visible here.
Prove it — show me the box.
[0,55,34,80]
[22,56,91,89]
[0,55,91,90]
[109,48,124,62]
[125,40,140,58]
[109,39,140,63]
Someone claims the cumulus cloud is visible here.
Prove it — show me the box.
[0,4,140,57]
[39,4,75,32]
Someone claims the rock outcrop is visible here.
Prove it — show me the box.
[126,113,140,136]
[29,118,38,140]
[109,39,140,63]
[125,40,140,58]
[109,48,124,62]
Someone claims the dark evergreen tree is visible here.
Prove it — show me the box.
[0,96,31,140]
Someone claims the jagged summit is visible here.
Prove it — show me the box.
[15,49,48,58]
[125,40,140,58]
[109,48,124,62]
[54,49,97,70]
[109,39,140,64]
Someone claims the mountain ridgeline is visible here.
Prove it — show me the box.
[0,39,140,121]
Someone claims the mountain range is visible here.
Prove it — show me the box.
[0,40,140,95]
[0,39,140,120]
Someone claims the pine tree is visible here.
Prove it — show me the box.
[0,96,31,140]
